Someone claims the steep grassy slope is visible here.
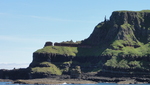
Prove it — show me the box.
[94,10,150,74]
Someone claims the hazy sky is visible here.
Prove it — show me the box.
[0,0,150,69]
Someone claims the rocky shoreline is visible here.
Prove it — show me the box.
[13,78,97,84]
[1,71,150,84]
[1,75,150,84]
[12,77,150,84]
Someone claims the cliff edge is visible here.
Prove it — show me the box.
[28,10,150,78]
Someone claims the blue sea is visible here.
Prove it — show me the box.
[1,82,150,85]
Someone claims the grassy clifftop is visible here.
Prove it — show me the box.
[36,46,78,56]
[35,46,104,57]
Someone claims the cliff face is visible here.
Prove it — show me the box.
[29,10,150,78]
[84,11,150,46]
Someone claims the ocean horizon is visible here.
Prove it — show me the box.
[0,63,29,70]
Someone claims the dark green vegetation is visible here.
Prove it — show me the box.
[29,10,150,78]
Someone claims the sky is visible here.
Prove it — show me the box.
[0,0,150,69]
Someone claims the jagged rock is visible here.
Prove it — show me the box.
[70,66,81,79]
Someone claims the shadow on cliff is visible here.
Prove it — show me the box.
[72,43,111,72]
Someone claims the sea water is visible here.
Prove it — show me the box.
[1,82,150,85]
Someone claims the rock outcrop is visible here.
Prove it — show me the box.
[28,10,150,78]
[44,42,53,47]
[70,66,81,78]
[44,41,91,48]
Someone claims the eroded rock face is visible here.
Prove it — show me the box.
[70,66,81,79]
[110,11,150,43]
[84,11,150,46]
[29,10,150,78]
[30,52,74,64]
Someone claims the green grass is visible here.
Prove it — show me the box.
[102,42,150,57]
[115,23,141,46]
[128,61,141,68]
[36,46,78,56]
[31,62,62,75]
[36,40,150,58]
[104,41,150,69]
[103,41,150,70]
[101,30,150,56]
[36,45,106,57]
[139,10,150,12]
[105,56,118,68]
[105,56,144,69]
[105,57,150,70]
[120,23,134,28]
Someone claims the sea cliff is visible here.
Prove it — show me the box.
[1,10,150,84]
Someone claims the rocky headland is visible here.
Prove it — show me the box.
[1,10,150,84]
